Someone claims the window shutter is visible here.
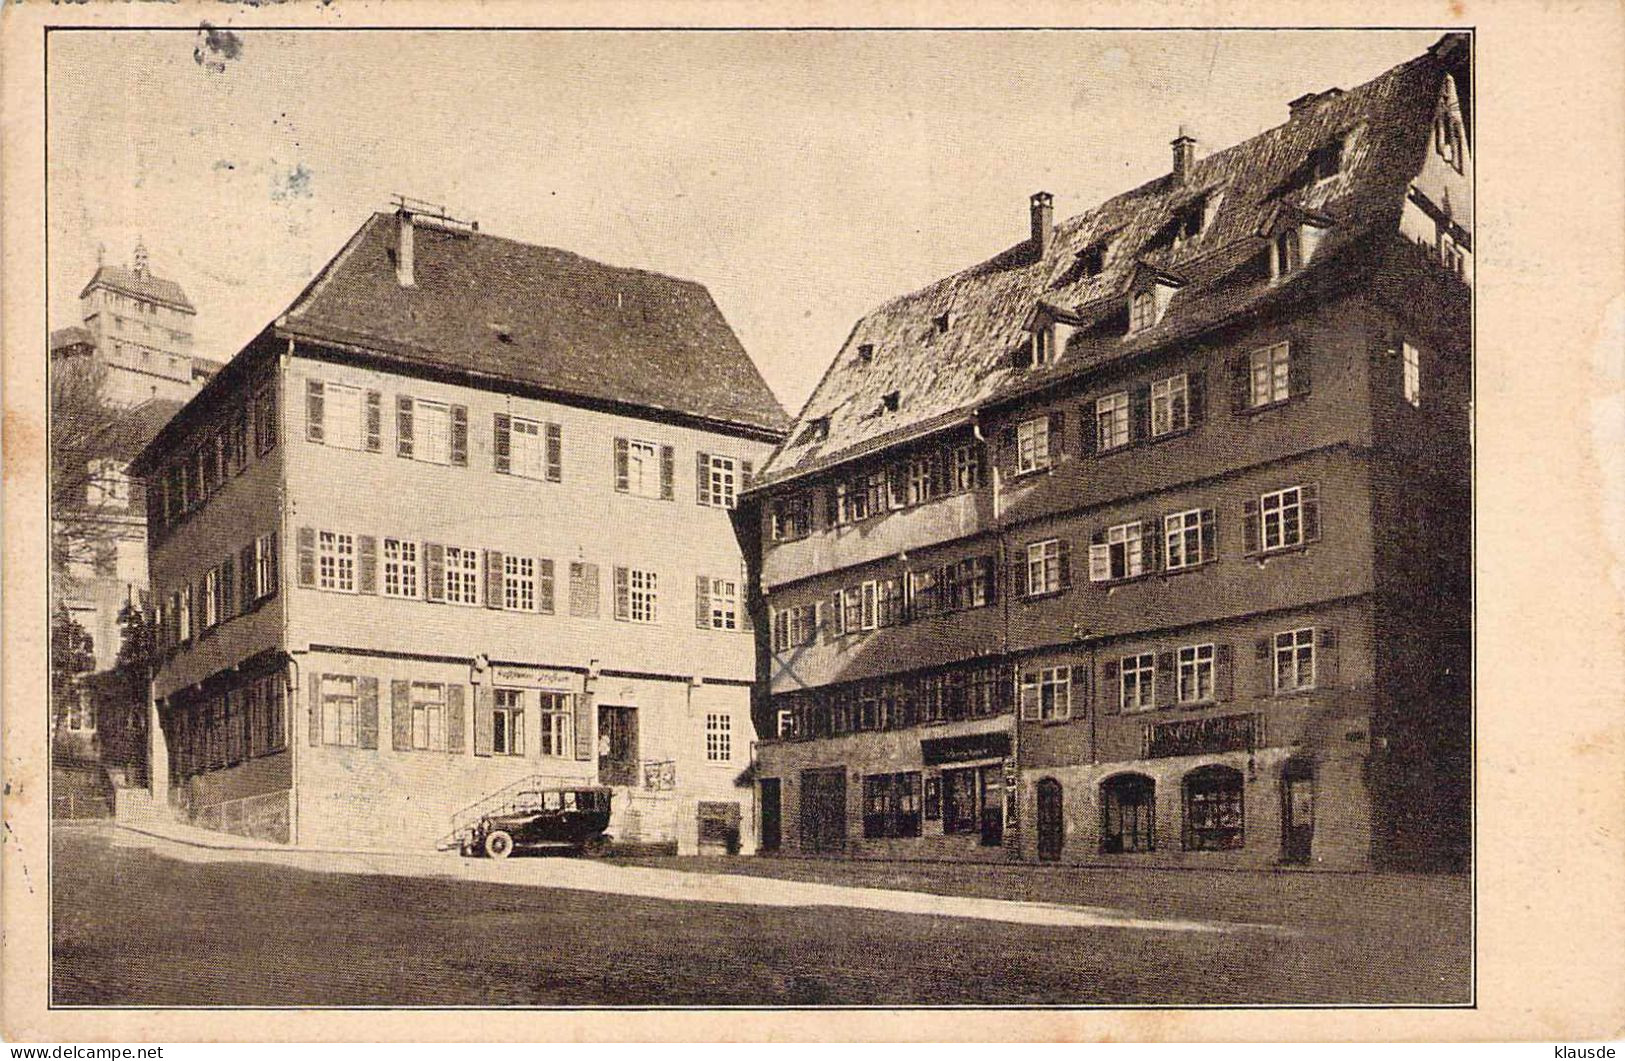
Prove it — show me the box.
[1129,383,1151,443]
[308,671,323,746]
[1141,518,1160,573]
[695,575,711,629]
[357,677,379,749]
[1188,370,1207,425]
[221,558,235,618]
[1008,558,1027,601]
[822,486,839,529]
[1200,508,1217,564]
[493,413,511,474]
[1316,627,1339,687]
[660,445,676,500]
[1080,404,1097,457]
[445,684,465,753]
[297,527,317,587]
[365,391,382,452]
[1256,636,1274,692]
[1100,659,1120,714]
[573,693,593,760]
[449,404,469,466]
[545,422,562,481]
[740,460,754,493]
[305,380,325,443]
[771,610,786,653]
[357,535,378,594]
[1048,411,1066,458]
[1289,337,1312,397]
[484,550,505,609]
[1019,678,1038,721]
[613,438,630,492]
[1215,644,1235,701]
[473,685,493,757]
[999,425,1017,478]
[829,591,845,637]
[239,544,256,611]
[569,562,599,618]
[1229,356,1250,414]
[740,586,754,632]
[1242,499,1261,556]
[396,396,414,458]
[424,543,446,602]
[391,680,412,750]
[696,453,711,504]
[1155,652,1176,708]
[538,558,554,614]
[1301,483,1321,543]
[887,463,907,509]
[1089,530,1110,583]
[1057,538,1072,588]
[614,566,630,620]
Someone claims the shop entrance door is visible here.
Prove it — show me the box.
[597,706,638,787]
[1282,762,1315,864]
[1036,778,1064,861]
[799,768,847,853]
[759,778,782,853]
[979,764,1004,847]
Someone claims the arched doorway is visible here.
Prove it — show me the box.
[1100,773,1156,853]
[1036,778,1064,861]
[1281,758,1315,863]
[1183,764,1245,851]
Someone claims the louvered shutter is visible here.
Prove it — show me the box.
[424,543,446,602]
[574,693,593,760]
[613,438,630,492]
[473,685,493,757]
[391,680,412,750]
[1316,627,1339,687]
[696,575,711,629]
[888,463,907,508]
[1256,636,1275,694]
[449,405,469,466]
[1048,411,1066,458]
[823,486,839,528]
[1301,483,1321,543]
[1243,499,1261,556]
[614,566,630,620]
[357,535,378,594]
[569,562,599,618]
[1155,652,1176,708]
[265,532,279,597]
[1215,644,1235,700]
[999,425,1018,479]
[1019,676,1039,721]
[696,453,711,504]
[545,422,562,481]
[1056,538,1072,589]
[1200,508,1217,564]
[445,684,465,753]
[738,460,753,493]
[538,559,554,614]
[484,550,505,608]
[1008,556,1027,601]
[297,527,317,587]
[493,413,512,474]
[739,589,754,632]
[1188,370,1207,425]
[308,671,323,746]
[1289,336,1313,397]
[1089,529,1110,582]
[1130,383,1151,443]
[1141,518,1160,574]
[1101,659,1120,714]
[771,609,786,653]
[239,544,256,611]
[1229,356,1251,414]
[357,677,379,749]
[396,396,414,457]
[1080,404,1098,457]
[829,591,845,638]
[660,445,675,499]
[305,380,325,443]
[365,391,382,452]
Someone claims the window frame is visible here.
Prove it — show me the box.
[320,675,360,748]
[1119,653,1155,713]
[708,577,740,630]
[1260,486,1306,552]
[1274,627,1317,693]
[705,712,733,762]
[1020,666,1072,722]
[1177,643,1216,704]
[1248,341,1293,408]
[1129,289,1156,333]
[1026,538,1063,597]
[1150,373,1189,437]
[443,545,482,606]
[628,567,659,623]
[1095,391,1130,452]
[503,555,536,612]
[1403,342,1422,407]
[1015,416,1051,474]
[703,453,740,509]
[409,681,448,752]
[537,691,574,758]
[382,537,420,599]
[412,399,453,466]
[491,688,526,757]
[1163,509,1206,571]
[317,531,357,594]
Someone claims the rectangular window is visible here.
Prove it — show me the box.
[875,577,903,627]
[503,555,536,611]
[1026,539,1064,596]
[323,383,364,450]
[1019,666,1071,721]
[1090,521,1144,582]
[410,682,447,751]
[1249,342,1292,407]
[941,767,980,835]
[835,480,867,524]
[1178,644,1216,703]
[414,401,452,465]
[1164,509,1207,571]
[492,689,525,756]
[862,772,922,839]
[317,532,356,593]
[1403,342,1422,408]
[629,568,658,623]
[1129,290,1156,333]
[1275,628,1316,692]
[255,533,277,600]
[708,578,739,630]
[320,675,359,747]
[509,417,549,480]
[706,713,732,762]
[908,568,941,619]
[1016,416,1051,473]
[626,440,662,499]
[444,546,481,605]
[382,538,419,599]
[841,586,863,634]
[1120,653,1155,713]
[864,469,888,515]
[907,455,937,505]
[1261,487,1305,551]
[952,443,982,491]
[254,384,278,456]
[1095,392,1130,451]
[702,454,739,508]
[536,692,573,757]
[770,496,810,541]
[1151,374,1189,436]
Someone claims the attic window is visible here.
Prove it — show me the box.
[494,327,515,344]
[1309,140,1343,182]
[857,343,875,364]
[1435,113,1465,173]
[1273,229,1303,277]
[1079,245,1106,277]
[933,312,953,334]
[797,416,831,445]
[881,391,901,413]
[1129,290,1156,333]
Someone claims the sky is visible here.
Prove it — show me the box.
[47,29,1443,415]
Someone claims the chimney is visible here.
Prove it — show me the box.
[133,238,149,279]
[396,210,415,288]
[1171,126,1197,185]
[1030,192,1054,259]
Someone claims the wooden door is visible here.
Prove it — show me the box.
[597,706,638,787]
[1036,777,1064,862]
[759,778,782,853]
[799,768,847,853]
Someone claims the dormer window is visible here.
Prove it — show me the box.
[1309,140,1343,182]
[933,312,953,334]
[1129,290,1156,333]
[881,391,900,413]
[797,416,831,445]
[1435,113,1464,173]
[1273,229,1302,276]
[857,343,875,364]
[1125,264,1186,335]
[1032,326,1055,367]
[1079,245,1105,277]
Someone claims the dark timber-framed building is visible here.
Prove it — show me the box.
[744,35,1472,870]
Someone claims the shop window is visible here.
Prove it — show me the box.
[862,771,921,838]
[1101,773,1156,853]
[1183,765,1244,851]
[941,767,980,835]
[492,689,525,756]
[538,692,574,758]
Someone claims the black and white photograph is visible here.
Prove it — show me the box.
[5,4,1621,1044]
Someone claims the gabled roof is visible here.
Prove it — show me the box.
[108,398,186,461]
[758,35,1464,485]
[274,213,788,437]
[50,326,94,352]
[80,266,196,313]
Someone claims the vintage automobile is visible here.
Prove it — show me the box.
[462,785,614,859]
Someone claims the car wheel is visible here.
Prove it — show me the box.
[484,830,514,859]
[581,835,611,858]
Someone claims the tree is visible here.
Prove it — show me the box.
[50,357,129,572]
[51,602,96,751]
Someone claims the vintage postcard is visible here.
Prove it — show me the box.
[3,0,1622,1044]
